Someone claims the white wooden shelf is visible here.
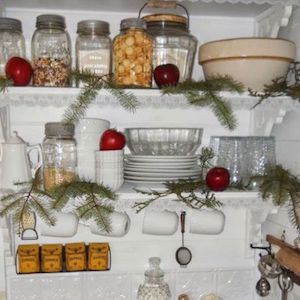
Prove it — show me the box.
[0,86,297,110]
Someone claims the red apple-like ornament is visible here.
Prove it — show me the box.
[5,57,32,86]
[153,64,180,88]
[206,167,230,192]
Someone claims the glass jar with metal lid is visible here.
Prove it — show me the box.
[113,18,153,88]
[0,18,25,77]
[31,14,71,87]
[140,2,197,83]
[76,20,111,78]
[42,122,77,191]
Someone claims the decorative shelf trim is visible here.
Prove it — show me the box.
[113,184,274,212]
[0,87,298,111]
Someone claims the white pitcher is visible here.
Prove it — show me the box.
[0,131,42,190]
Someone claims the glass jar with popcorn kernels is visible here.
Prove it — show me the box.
[113,18,153,88]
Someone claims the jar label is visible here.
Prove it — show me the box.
[78,49,110,75]
[153,48,189,82]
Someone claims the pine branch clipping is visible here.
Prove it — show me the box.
[0,174,56,235]
[161,76,243,130]
[63,70,139,124]
[49,180,118,233]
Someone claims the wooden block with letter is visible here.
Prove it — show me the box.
[17,244,40,274]
[41,244,63,272]
[65,242,87,271]
[88,243,110,271]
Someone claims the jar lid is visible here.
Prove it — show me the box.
[143,14,187,25]
[0,18,22,32]
[77,20,110,35]
[45,122,75,137]
[120,18,146,31]
[36,14,66,30]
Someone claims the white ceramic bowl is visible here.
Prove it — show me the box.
[198,38,296,91]
[125,128,203,156]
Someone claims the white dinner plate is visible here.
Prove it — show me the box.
[124,166,201,173]
[125,161,198,168]
[124,175,201,181]
[124,169,201,177]
[126,155,198,163]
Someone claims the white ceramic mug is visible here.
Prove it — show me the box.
[142,210,179,235]
[189,209,225,235]
[40,212,79,237]
[90,211,130,237]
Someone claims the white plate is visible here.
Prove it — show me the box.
[126,155,198,163]
[125,179,165,188]
[125,166,201,173]
[124,175,200,181]
[125,161,197,168]
[124,169,201,177]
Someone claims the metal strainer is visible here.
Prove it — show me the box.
[175,211,192,267]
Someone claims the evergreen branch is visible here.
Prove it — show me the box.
[104,79,139,113]
[161,76,241,130]
[0,76,12,93]
[133,179,222,213]
[50,180,117,233]
[208,91,237,130]
[288,192,300,235]
[31,196,56,226]
[63,70,139,124]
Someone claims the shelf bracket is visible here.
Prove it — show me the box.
[245,205,278,258]
[255,4,293,38]
[249,107,287,136]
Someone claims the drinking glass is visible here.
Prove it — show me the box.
[245,136,276,190]
[210,136,247,185]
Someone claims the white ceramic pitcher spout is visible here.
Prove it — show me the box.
[0,131,42,190]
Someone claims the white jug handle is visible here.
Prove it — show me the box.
[0,143,2,161]
[27,144,42,177]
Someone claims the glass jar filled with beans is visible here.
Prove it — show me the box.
[113,18,153,88]
[31,14,71,87]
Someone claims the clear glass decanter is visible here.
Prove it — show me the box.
[137,257,171,300]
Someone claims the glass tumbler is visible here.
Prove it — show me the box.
[244,136,276,190]
[210,136,247,185]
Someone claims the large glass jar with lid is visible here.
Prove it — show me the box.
[142,10,197,84]
[31,14,71,87]
[137,257,171,300]
[113,18,153,88]
[42,122,77,191]
[76,20,111,79]
[0,18,25,77]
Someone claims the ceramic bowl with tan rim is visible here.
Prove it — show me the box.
[198,38,296,91]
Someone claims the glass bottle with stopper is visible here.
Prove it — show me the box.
[137,257,171,300]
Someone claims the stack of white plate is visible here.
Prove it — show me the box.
[124,155,201,186]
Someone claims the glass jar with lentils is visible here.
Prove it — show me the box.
[113,18,153,88]
[31,14,71,87]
